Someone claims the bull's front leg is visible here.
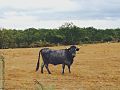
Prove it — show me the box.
[45,64,51,74]
[68,65,71,73]
[62,64,65,74]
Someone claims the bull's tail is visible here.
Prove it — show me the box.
[36,50,41,71]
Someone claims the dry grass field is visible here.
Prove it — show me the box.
[0,43,120,90]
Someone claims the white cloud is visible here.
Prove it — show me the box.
[0,15,37,29]
[1,15,120,29]
[74,19,120,29]
[0,0,120,29]
[0,0,78,12]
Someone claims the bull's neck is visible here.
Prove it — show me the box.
[66,49,74,60]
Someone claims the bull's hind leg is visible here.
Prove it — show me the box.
[45,64,51,74]
[41,62,44,73]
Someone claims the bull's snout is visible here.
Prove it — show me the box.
[76,48,79,51]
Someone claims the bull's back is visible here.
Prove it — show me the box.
[41,49,67,65]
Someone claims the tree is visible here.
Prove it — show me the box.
[59,22,80,44]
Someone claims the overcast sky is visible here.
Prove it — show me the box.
[0,0,120,29]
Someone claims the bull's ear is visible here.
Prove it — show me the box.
[76,48,79,51]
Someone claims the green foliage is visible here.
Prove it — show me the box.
[59,22,80,44]
[0,23,120,48]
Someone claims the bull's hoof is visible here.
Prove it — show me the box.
[41,70,43,73]
[48,72,51,74]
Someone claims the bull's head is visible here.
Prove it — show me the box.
[68,45,79,57]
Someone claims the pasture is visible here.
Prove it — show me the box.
[0,43,120,90]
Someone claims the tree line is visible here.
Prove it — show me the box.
[0,23,120,49]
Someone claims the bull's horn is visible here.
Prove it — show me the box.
[65,46,68,49]
[79,46,82,48]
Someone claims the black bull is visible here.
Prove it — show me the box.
[36,46,79,74]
